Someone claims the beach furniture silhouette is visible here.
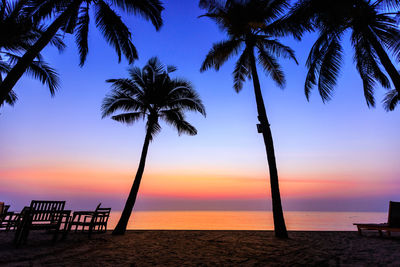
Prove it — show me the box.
[14,200,70,247]
[0,202,7,228]
[0,203,17,231]
[68,203,111,238]
[354,201,400,236]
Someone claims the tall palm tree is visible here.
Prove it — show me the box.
[288,0,400,110]
[200,0,298,238]
[102,57,206,235]
[0,0,164,106]
[0,0,64,108]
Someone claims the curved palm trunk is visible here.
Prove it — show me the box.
[249,48,288,238]
[0,0,83,105]
[112,124,153,235]
[367,29,400,95]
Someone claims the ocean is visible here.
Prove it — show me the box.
[107,211,387,231]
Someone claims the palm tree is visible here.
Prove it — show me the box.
[200,0,299,238]
[102,57,206,235]
[0,0,64,108]
[0,0,164,106]
[288,0,400,110]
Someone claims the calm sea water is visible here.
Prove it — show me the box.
[107,211,387,231]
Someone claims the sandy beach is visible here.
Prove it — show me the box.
[0,230,399,266]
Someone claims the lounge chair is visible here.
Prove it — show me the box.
[354,201,400,236]
[67,203,111,238]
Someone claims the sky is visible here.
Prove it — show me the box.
[0,0,399,213]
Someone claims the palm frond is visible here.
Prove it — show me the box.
[166,80,206,116]
[263,0,290,22]
[199,0,225,10]
[0,60,11,73]
[316,37,343,102]
[101,90,143,118]
[111,112,144,124]
[27,0,67,22]
[7,53,60,96]
[259,38,298,64]
[60,1,80,34]
[304,33,343,103]
[352,29,391,107]
[145,56,166,77]
[160,109,198,136]
[146,117,161,141]
[110,0,164,30]
[95,0,138,63]
[75,5,90,66]
[106,78,144,96]
[1,90,18,107]
[376,0,400,11]
[257,44,285,87]
[200,39,242,71]
[233,47,251,92]
[48,32,66,52]
[167,65,177,73]
[383,89,399,111]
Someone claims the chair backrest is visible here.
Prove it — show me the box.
[4,205,9,213]
[95,203,102,211]
[93,207,111,224]
[388,201,400,227]
[0,202,4,215]
[29,200,66,221]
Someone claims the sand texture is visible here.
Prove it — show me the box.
[0,230,399,266]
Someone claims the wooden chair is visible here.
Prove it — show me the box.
[14,200,70,247]
[88,207,111,237]
[0,202,5,228]
[354,201,400,236]
[0,204,16,231]
[68,203,111,238]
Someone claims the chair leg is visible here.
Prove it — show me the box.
[88,225,93,239]
[21,226,30,245]
[14,212,31,247]
[357,227,362,236]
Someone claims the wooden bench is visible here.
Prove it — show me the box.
[354,201,400,237]
[14,200,70,247]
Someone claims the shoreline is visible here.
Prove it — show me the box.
[1,230,399,266]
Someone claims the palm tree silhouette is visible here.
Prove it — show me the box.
[288,0,400,110]
[102,57,206,235]
[200,0,298,238]
[0,0,64,108]
[0,0,163,106]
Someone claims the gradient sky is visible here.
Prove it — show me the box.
[1,1,399,212]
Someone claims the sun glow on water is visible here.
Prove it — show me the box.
[107,211,388,231]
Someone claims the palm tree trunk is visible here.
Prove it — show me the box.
[367,28,400,95]
[249,48,288,238]
[112,123,153,235]
[0,0,83,105]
